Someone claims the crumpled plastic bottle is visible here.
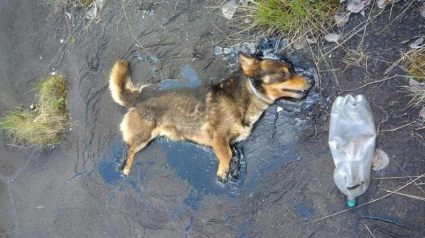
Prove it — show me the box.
[329,95,376,207]
[221,0,237,20]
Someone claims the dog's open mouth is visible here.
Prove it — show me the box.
[281,89,308,93]
[281,89,310,97]
[281,88,310,100]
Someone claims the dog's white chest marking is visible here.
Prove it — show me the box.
[234,108,266,142]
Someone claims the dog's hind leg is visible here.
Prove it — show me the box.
[120,109,154,176]
[122,139,150,176]
[212,136,232,183]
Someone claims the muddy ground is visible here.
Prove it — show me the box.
[1,0,424,237]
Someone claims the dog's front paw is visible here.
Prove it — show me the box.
[122,166,130,176]
[217,165,229,183]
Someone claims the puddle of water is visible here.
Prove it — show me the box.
[159,64,201,89]
[97,115,299,196]
[97,135,249,199]
[98,138,127,186]
[153,138,234,195]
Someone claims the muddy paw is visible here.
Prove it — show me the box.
[216,169,229,183]
[122,166,130,176]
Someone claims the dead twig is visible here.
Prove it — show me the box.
[374,176,424,179]
[342,75,399,92]
[6,144,30,149]
[212,22,233,45]
[379,121,415,132]
[364,224,376,238]
[389,156,425,194]
[384,190,425,201]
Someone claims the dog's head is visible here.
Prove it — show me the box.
[239,52,313,102]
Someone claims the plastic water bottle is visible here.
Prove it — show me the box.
[328,95,376,207]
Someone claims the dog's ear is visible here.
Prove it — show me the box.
[238,52,258,77]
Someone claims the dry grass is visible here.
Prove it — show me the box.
[1,75,69,146]
[46,0,92,10]
[404,47,425,108]
[407,47,425,82]
[405,83,425,108]
[250,0,339,45]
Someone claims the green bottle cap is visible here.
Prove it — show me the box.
[347,199,356,208]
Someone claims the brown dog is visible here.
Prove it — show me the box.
[109,52,312,182]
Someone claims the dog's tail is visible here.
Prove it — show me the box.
[109,60,143,107]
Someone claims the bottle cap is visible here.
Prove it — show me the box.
[347,199,356,208]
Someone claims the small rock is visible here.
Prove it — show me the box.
[377,0,401,9]
[420,107,425,119]
[60,39,64,44]
[244,42,256,54]
[51,71,56,76]
[347,0,370,13]
[306,38,317,44]
[85,6,96,19]
[376,0,390,9]
[30,104,37,110]
[409,78,425,90]
[421,3,425,18]
[410,37,424,49]
[324,33,341,43]
[277,107,283,113]
[222,48,232,55]
[214,46,223,55]
[65,11,72,19]
[96,0,104,9]
[334,12,351,27]
[221,0,238,20]
[372,149,389,171]
[294,39,307,50]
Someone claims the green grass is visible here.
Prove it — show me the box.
[1,75,69,146]
[252,0,339,42]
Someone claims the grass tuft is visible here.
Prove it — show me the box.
[251,0,339,44]
[404,47,425,109]
[407,47,425,81]
[1,75,69,146]
[46,0,92,10]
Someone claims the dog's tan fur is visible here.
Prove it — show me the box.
[109,53,312,182]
